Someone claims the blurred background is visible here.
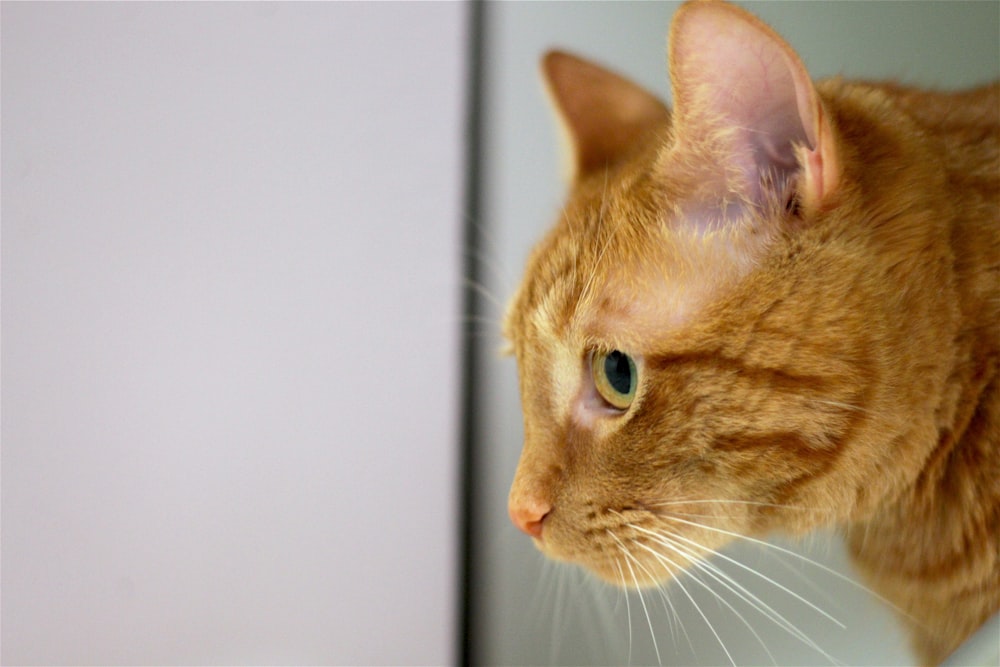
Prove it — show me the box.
[3,2,998,666]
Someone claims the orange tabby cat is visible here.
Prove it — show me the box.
[503,1,999,664]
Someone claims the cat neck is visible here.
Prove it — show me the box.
[844,388,1000,663]
[838,80,1000,665]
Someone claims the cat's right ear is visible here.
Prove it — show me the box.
[542,50,670,182]
[667,1,840,214]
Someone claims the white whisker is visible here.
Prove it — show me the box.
[655,523,845,629]
[463,216,516,295]
[641,525,843,664]
[632,533,779,665]
[462,246,514,298]
[657,563,688,654]
[764,547,842,612]
[612,552,634,665]
[658,513,912,621]
[608,531,662,665]
[628,537,737,667]
[648,498,825,513]
[549,561,569,663]
[462,277,506,311]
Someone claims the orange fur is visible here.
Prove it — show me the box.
[504,2,999,664]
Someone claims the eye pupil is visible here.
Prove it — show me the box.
[605,351,633,395]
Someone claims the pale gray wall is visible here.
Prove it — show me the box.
[474,2,999,665]
[2,3,465,664]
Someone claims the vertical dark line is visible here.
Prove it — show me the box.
[457,1,487,666]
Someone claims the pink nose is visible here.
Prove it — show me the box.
[509,500,551,539]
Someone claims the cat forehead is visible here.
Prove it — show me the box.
[506,146,780,354]
[513,225,767,354]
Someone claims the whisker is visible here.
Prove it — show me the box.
[608,531,662,665]
[656,562,688,654]
[658,513,913,621]
[527,557,566,663]
[660,525,844,629]
[462,214,517,293]
[640,525,843,664]
[462,277,506,311]
[585,572,629,661]
[462,246,514,298]
[615,507,856,663]
[616,534,694,659]
[549,561,569,663]
[627,537,737,667]
[647,498,826,514]
[563,563,615,662]
[634,534,780,665]
[647,508,792,521]
[612,552,634,665]
[764,546,843,612]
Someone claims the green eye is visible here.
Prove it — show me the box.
[591,350,637,410]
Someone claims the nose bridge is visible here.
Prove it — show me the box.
[508,334,580,535]
[508,430,560,507]
[508,441,558,538]
[508,412,571,531]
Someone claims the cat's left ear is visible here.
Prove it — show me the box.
[668,1,840,213]
[543,50,671,182]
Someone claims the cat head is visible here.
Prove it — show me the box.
[504,0,944,586]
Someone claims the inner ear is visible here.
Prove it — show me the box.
[543,50,671,181]
[667,1,839,214]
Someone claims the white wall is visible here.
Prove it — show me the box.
[2,3,465,664]
[473,2,999,665]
